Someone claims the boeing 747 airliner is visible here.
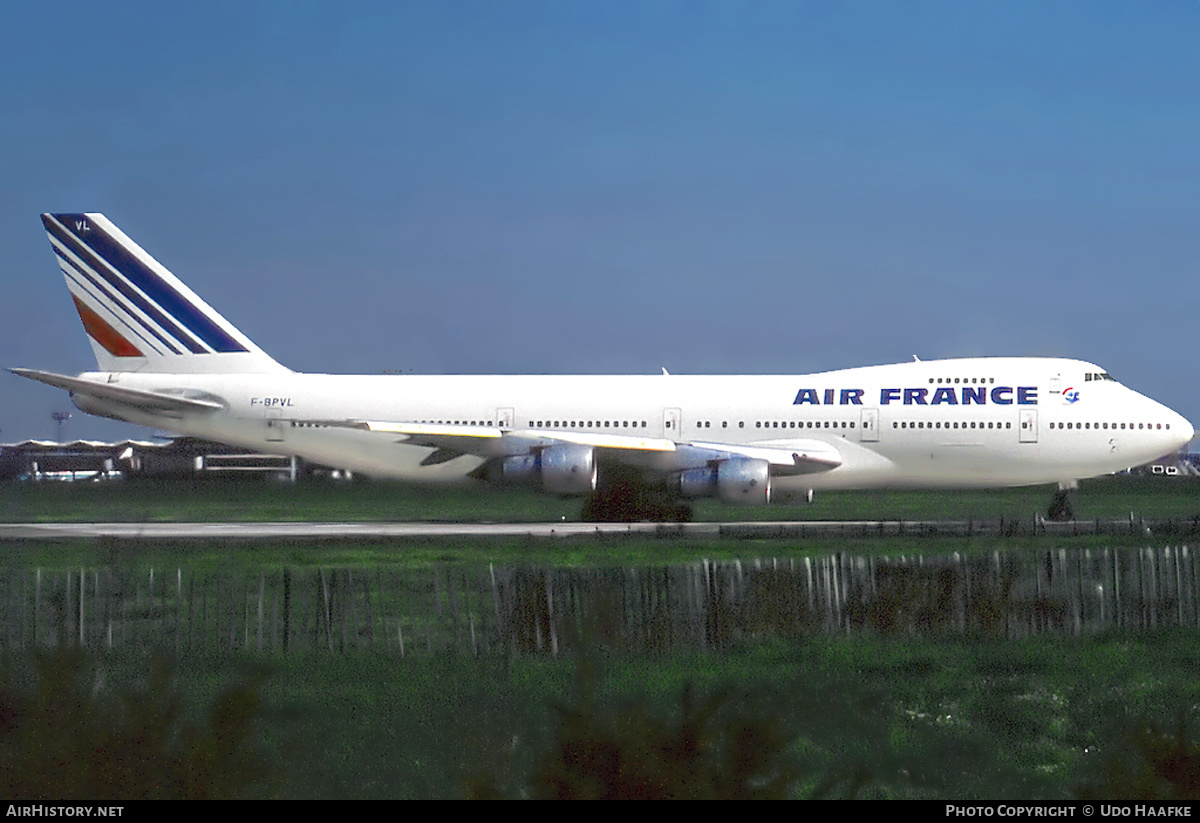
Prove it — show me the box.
[12,213,1194,520]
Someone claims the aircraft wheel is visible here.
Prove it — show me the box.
[670,504,693,523]
[581,481,637,522]
[580,493,610,522]
[582,480,690,523]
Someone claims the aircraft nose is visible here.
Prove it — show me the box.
[1175,412,1195,450]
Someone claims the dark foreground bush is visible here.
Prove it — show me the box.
[467,656,868,799]
[0,647,276,799]
[1076,715,1200,800]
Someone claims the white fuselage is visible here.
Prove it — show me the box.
[72,356,1193,498]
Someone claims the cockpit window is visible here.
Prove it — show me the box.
[1083,372,1117,383]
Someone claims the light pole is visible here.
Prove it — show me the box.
[51,411,71,443]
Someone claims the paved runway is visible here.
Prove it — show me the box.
[0,520,708,540]
[0,517,1164,540]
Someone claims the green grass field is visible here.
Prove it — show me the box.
[6,633,1199,799]
[248,632,1200,798]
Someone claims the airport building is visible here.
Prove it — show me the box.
[0,438,330,482]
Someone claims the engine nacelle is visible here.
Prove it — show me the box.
[541,444,598,495]
[499,444,597,496]
[675,457,771,505]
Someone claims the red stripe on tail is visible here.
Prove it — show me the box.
[72,294,143,357]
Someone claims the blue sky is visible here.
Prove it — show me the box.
[2,1,1198,442]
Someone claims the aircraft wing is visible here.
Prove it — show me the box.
[356,420,673,451]
[351,420,841,475]
[9,368,225,414]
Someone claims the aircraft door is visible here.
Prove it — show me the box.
[663,407,682,441]
[265,409,286,443]
[496,407,514,428]
[1019,409,1038,443]
[859,408,879,442]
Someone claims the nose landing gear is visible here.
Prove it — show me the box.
[1047,483,1077,522]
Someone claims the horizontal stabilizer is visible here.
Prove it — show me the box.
[9,368,225,414]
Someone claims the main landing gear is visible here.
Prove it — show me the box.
[581,478,693,523]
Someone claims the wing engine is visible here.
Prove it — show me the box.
[674,458,772,505]
[493,443,598,495]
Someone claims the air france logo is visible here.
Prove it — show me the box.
[793,386,1038,406]
[1063,387,1080,404]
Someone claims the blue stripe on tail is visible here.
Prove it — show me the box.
[45,214,248,354]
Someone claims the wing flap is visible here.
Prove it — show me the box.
[355,421,677,456]
[505,429,677,453]
[687,439,843,475]
[356,420,503,447]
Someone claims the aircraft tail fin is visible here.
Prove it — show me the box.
[40,213,290,375]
